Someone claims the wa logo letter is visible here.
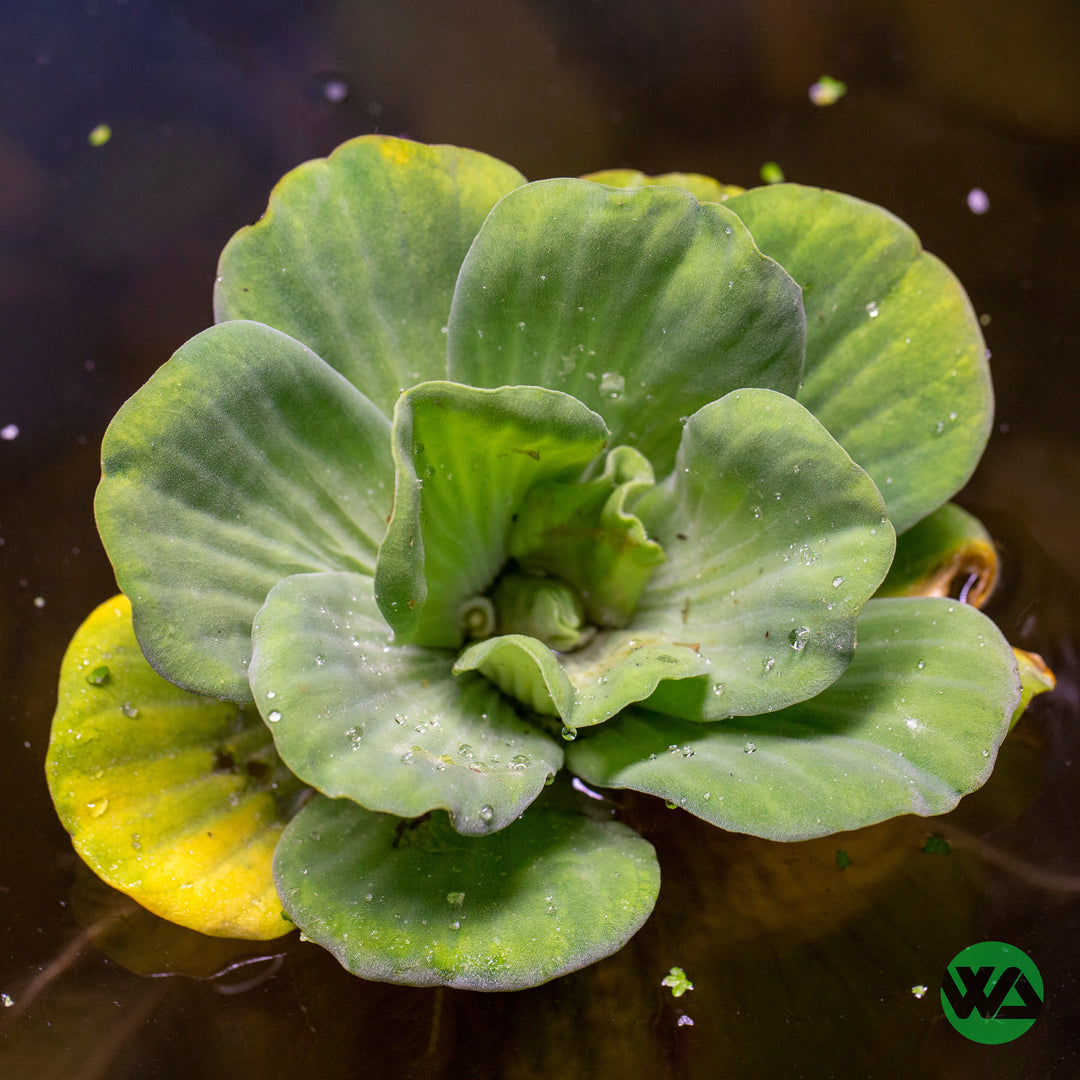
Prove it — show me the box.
[941,941,1043,1044]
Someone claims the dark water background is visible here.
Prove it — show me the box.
[2,2,1078,1077]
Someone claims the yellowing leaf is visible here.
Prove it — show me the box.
[46,596,302,940]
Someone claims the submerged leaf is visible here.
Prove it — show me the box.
[567,597,1021,840]
[249,572,562,835]
[46,596,299,939]
[447,178,805,477]
[69,871,292,979]
[273,792,660,990]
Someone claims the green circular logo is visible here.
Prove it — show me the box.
[941,941,1043,1044]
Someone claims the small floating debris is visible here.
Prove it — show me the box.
[316,73,349,104]
[809,75,847,106]
[85,665,111,686]
[760,161,785,184]
[88,124,112,147]
[967,188,990,214]
[661,966,694,997]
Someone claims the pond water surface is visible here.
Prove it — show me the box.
[2,3,1078,1077]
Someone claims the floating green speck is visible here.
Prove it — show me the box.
[88,124,112,147]
[661,966,693,997]
[85,665,111,686]
[835,849,852,869]
[809,76,847,106]
[922,835,950,855]
[760,161,785,184]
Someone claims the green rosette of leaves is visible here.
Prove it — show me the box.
[47,135,1051,991]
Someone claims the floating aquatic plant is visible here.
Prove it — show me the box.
[47,136,1053,990]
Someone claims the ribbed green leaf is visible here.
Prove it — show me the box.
[724,184,992,532]
[632,389,895,718]
[507,444,664,628]
[454,630,708,735]
[273,792,660,990]
[214,135,526,416]
[567,597,1021,840]
[375,381,608,647]
[249,572,562,835]
[447,178,804,477]
[95,320,392,699]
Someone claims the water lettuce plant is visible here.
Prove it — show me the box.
[46,136,1052,990]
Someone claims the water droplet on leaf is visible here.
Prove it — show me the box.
[599,371,625,397]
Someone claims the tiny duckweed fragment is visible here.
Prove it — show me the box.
[85,665,111,686]
[922,835,950,856]
[808,75,847,106]
[662,966,694,997]
[835,849,852,869]
[760,161,785,184]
